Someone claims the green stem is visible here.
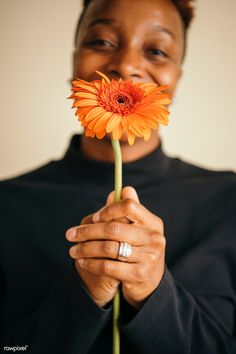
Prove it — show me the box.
[113,291,120,354]
[111,138,122,202]
[111,138,122,354]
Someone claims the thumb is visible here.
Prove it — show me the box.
[106,191,115,206]
[122,186,140,203]
[104,187,139,225]
[106,186,140,206]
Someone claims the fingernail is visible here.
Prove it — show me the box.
[92,212,100,223]
[66,228,76,240]
[69,246,76,257]
[78,259,84,267]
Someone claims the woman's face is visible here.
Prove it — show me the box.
[73,0,184,96]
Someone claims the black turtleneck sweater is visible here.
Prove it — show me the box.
[0,135,235,354]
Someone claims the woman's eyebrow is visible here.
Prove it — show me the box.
[87,20,175,41]
[88,18,115,27]
[153,25,176,40]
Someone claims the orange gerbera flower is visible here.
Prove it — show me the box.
[70,71,171,145]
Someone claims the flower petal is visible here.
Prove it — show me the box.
[127,130,136,145]
[137,107,169,125]
[106,114,121,133]
[128,120,143,137]
[76,83,98,94]
[143,129,151,141]
[95,70,110,83]
[88,116,103,130]
[93,112,113,132]
[83,106,105,122]
[75,106,92,118]
[74,92,98,99]
[73,98,98,107]
[112,123,124,140]
[127,113,147,128]
[96,131,107,139]
[131,113,158,129]
[94,81,102,89]
[85,128,96,137]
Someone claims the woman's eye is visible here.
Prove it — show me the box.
[86,39,114,48]
[147,48,167,58]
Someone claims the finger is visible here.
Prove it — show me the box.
[107,191,130,224]
[81,191,115,226]
[106,191,115,206]
[76,258,140,283]
[66,221,149,245]
[80,204,129,226]
[81,189,116,226]
[106,186,140,205]
[92,198,162,228]
[105,187,140,224]
[122,186,140,203]
[81,214,94,225]
[69,240,144,263]
[94,186,140,225]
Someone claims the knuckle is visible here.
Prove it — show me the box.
[157,216,164,232]
[101,260,113,275]
[76,258,87,269]
[80,225,89,238]
[105,221,121,237]
[147,252,158,262]
[102,206,113,221]
[123,198,136,213]
[149,230,166,248]
[123,282,133,291]
[78,242,86,256]
[80,216,88,225]
[134,264,146,281]
[80,217,86,225]
[149,230,159,244]
[158,235,166,251]
[103,240,116,256]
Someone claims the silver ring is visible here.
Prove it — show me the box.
[118,242,132,261]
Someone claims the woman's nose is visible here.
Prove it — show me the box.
[106,47,146,81]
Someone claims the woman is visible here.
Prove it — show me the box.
[0,0,235,353]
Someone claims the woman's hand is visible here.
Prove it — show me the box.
[66,204,120,308]
[66,187,166,309]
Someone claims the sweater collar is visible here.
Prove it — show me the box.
[62,134,172,187]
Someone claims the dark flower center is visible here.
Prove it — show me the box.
[116,95,130,105]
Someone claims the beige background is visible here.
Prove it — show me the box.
[0,0,236,180]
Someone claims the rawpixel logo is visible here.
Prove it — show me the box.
[3,345,28,352]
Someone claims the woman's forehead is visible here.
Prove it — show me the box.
[81,0,183,38]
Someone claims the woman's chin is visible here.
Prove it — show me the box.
[103,132,158,146]
[103,133,129,145]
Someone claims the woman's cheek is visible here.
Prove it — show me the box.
[73,51,100,80]
[156,66,181,94]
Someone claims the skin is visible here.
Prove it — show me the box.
[66,0,185,309]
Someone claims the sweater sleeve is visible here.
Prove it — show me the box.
[119,183,236,354]
[119,268,236,354]
[0,266,112,354]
